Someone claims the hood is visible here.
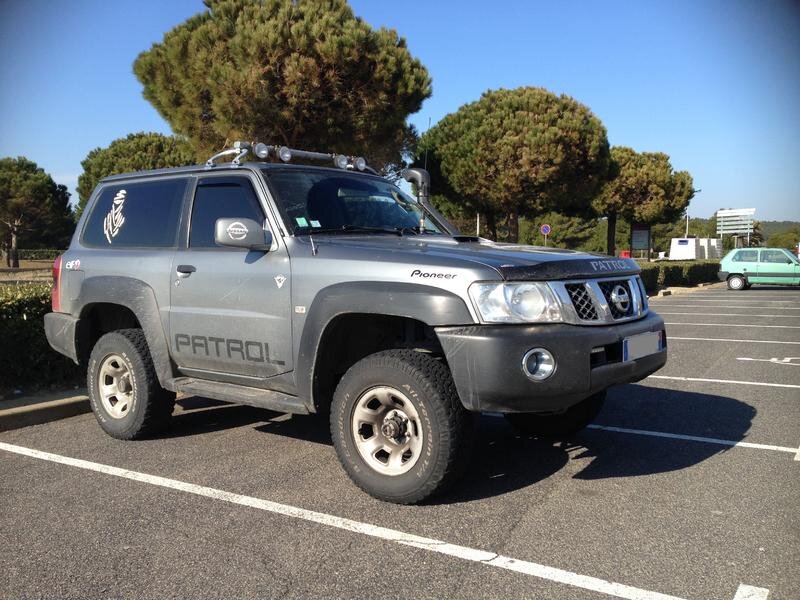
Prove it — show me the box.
[306,235,641,280]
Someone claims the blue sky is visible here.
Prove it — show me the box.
[1,0,798,221]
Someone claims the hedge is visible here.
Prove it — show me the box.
[638,261,720,294]
[18,249,64,261]
[0,283,81,393]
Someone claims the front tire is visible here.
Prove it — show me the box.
[727,274,746,290]
[505,390,606,438]
[330,350,472,504]
[87,329,175,440]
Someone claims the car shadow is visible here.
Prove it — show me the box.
[162,384,756,503]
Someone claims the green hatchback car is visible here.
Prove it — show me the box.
[719,247,800,290]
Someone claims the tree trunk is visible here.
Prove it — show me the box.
[606,212,617,257]
[9,228,19,268]
[505,211,519,243]
[485,212,497,241]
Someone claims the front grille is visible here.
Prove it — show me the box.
[598,279,634,319]
[565,283,599,321]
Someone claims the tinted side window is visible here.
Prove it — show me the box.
[83,179,188,247]
[190,177,264,247]
[760,250,788,263]
[733,250,758,262]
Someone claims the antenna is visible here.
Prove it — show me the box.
[423,116,431,170]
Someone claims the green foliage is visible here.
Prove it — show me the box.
[0,283,81,392]
[637,261,720,293]
[133,0,431,172]
[418,86,610,242]
[18,248,63,260]
[768,226,800,250]
[76,132,197,214]
[519,212,600,250]
[593,146,694,255]
[0,157,75,267]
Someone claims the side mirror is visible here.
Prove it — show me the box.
[214,218,273,252]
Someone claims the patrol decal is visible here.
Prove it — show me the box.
[589,259,633,272]
[103,189,127,244]
[226,221,248,241]
[174,334,285,366]
[274,274,287,289]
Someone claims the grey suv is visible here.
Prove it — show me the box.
[45,142,667,504]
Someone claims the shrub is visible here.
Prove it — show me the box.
[18,249,64,261]
[0,283,81,393]
[635,261,720,294]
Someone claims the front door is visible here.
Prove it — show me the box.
[169,174,293,379]
[753,249,797,285]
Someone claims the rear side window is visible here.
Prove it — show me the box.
[760,250,789,263]
[189,177,264,247]
[82,178,188,247]
[732,250,758,262]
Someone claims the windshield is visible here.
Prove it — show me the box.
[263,168,444,235]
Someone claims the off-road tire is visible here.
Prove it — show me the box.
[330,350,473,504]
[87,328,175,440]
[505,390,606,438]
[727,274,746,290]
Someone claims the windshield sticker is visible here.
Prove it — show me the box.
[295,217,309,227]
[310,220,321,228]
[103,189,127,243]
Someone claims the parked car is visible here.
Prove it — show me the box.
[719,247,800,290]
[44,141,668,504]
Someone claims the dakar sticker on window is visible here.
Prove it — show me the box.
[103,189,127,243]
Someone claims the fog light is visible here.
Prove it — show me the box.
[522,348,556,381]
[278,146,292,162]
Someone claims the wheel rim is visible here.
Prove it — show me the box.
[351,386,424,476]
[730,277,743,289]
[98,354,134,419]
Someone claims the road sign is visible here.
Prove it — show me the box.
[716,208,755,235]
[540,224,551,236]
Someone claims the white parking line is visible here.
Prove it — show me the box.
[659,312,800,318]
[733,584,770,599]
[652,305,800,310]
[647,375,800,389]
[665,322,800,329]
[669,337,800,346]
[654,299,797,304]
[0,441,689,600]
[586,424,799,457]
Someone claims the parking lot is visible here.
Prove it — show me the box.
[1,285,798,600]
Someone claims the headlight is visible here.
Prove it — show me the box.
[468,282,563,323]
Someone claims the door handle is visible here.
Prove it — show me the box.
[176,264,196,277]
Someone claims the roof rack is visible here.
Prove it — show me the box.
[205,141,374,173]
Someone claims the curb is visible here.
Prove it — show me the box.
[0,394,90,433]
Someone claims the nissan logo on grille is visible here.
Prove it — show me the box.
[610,284,630,313]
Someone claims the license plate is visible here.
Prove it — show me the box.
[623,331,663,362]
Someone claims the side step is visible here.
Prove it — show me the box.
[173,377,310,415]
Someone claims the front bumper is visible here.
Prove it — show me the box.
[718,271,729,281]
[435,312,667,414]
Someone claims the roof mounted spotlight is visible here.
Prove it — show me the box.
[333,154,348,170]
[353,157,367,171]
[253,142,270,159]
[278,146,293,162]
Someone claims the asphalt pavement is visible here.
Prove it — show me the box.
[2,285,798,599]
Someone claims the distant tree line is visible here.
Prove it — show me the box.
[15,0,797,262]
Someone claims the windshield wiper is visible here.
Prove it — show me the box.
[303,225,404,236]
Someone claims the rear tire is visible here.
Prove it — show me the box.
[505,390,606,438]
[330,350,473,504]
[727,275,746,290]
[87,329,175,440]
